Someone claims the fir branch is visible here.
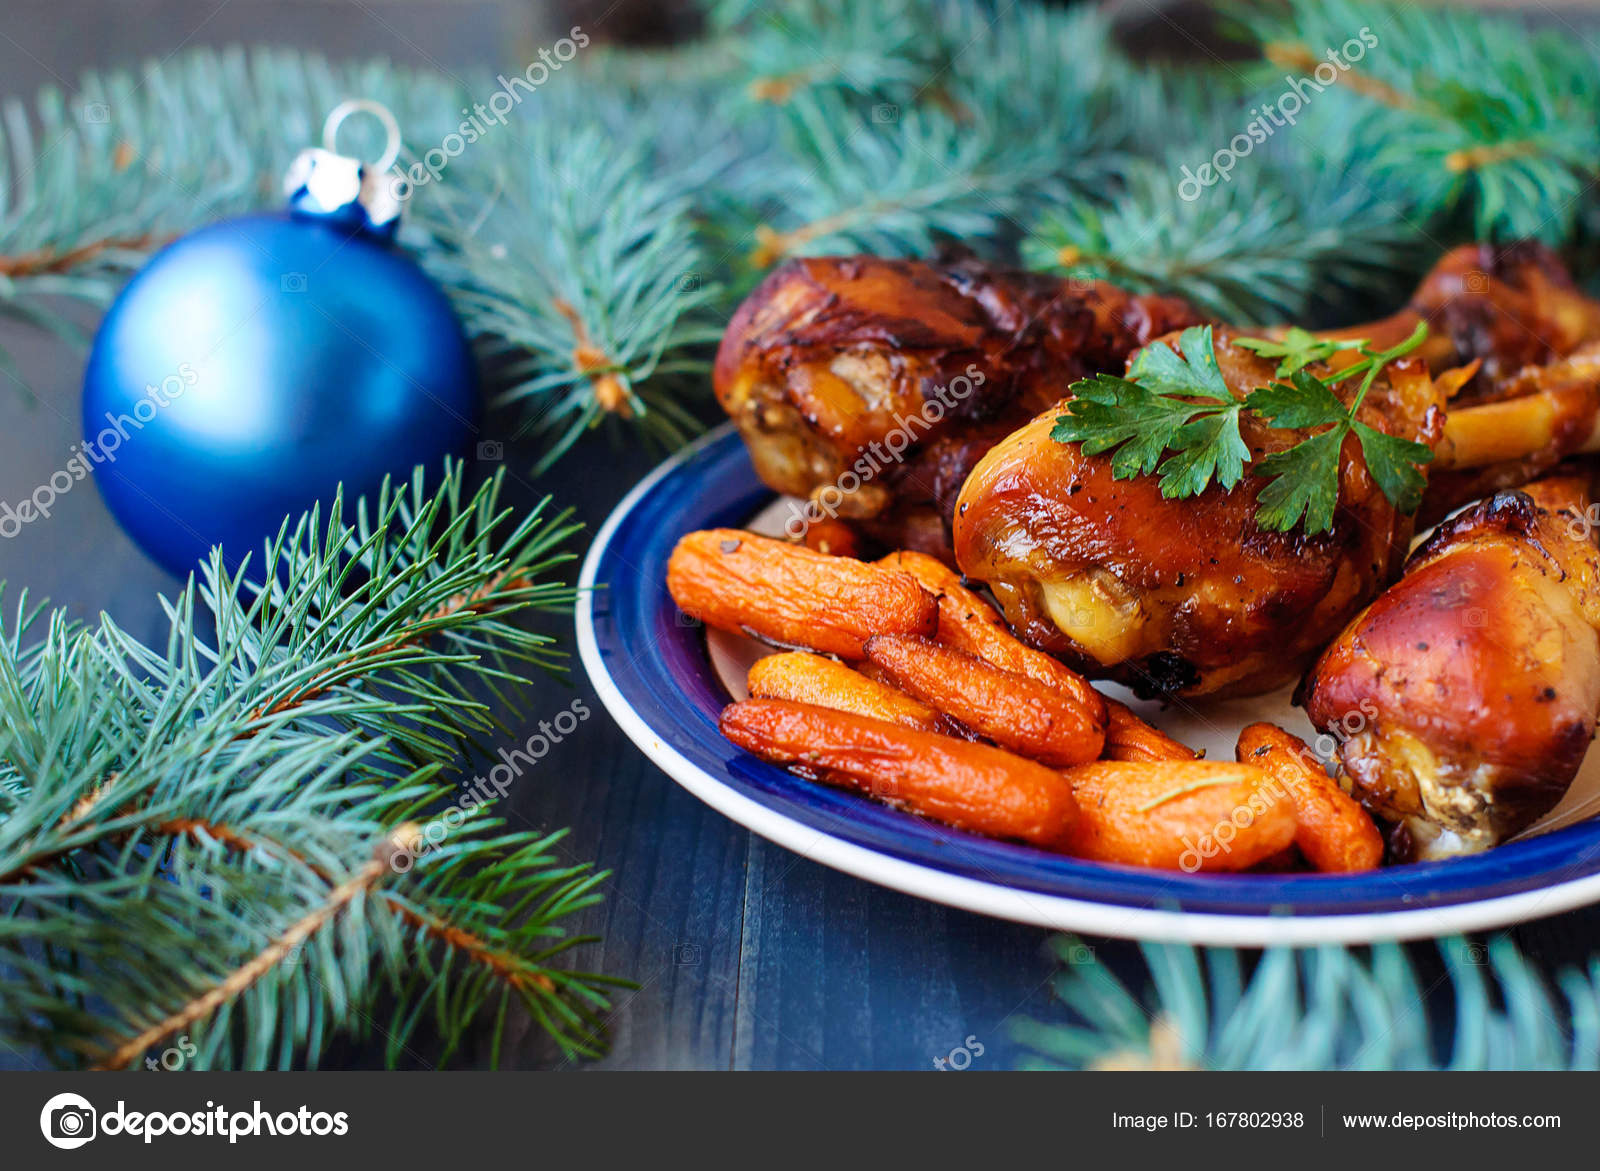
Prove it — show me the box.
[90,824,418,1070]
[0,464,616,1069]
[1015,935,1600,1070]
[1023,144,1423,325]
[419,100,727,471]
[1237,0,1600,242]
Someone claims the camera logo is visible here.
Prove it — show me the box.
[40,1092,97,1149]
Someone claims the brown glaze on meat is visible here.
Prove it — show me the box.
[1335,242,1600,521]
[713,254,1199,559]
[1424,342,1600,524]
[1332,241,1600,399]
[952,330,1448,699]
[1303,474,1600,860]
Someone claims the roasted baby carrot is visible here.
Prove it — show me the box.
[1235,722,1383,873]
[666,529,937,658]
[876,550,1004,627]
[884,549,1195,761]
[747,651,945,734]
[1062,760,1296,871]
[718,699,1079,849]
[889,562,1107,730]
[1103,698,1200,763]
[864,634,1105,766]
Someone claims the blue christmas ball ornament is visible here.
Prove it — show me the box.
[83,101,478,579]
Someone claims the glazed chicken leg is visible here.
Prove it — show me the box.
[1345,241,1600,521]
[713,254,1199,557]
[1329,240,1600,399]
[952,330,1450,698]
[1302,473,1600,860]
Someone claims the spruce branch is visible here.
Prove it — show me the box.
[722,4,1151,278]
[415,100,727,471]
[1023,142,1424,324]
[719,0,942,104]
[1238,0,1600,242]
[1015,935,1600,1070]
[90,824,419,1071]
[0,464,617,1069]
[728,89,1048,274]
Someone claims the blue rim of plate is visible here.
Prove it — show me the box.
[577,423,1600,944]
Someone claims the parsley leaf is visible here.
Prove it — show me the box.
[1158,411,1252,498]
[1253,427,1345,534]
[1234,327,1368,377]
[1245,355,1435,533]
[1051,321,1434,533]
[1353,422,1434,514]
[1127,325,1233,401]
[1241,368,1348,429]
[1052,325,1249,496]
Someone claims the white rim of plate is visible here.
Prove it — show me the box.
[575,424,1600,945]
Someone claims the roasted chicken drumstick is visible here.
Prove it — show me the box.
[1332,241,1600,398]
[952,329,1451,698]
[1302,472,1600,860]
[1340,241,1600,521]
[713,254,1198,556]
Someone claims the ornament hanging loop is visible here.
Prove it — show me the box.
[285,99,405,235]
[322,99,403,175]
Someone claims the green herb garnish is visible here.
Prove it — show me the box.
[1233,327,1368,377]
[1051,321,1433,534]
[1050,325,1251,499]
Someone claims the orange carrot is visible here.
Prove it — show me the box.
[667,529,936,658]
[1062,760,1295,871]
[865,634,1104,766]
[747,651,945,733]
[719,699,1079,849]
[1236,722,1383,873]
[1103,698,1200,763]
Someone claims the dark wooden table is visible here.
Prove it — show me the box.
[5,0,1599,1073]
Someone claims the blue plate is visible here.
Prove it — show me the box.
[577,424,1600,943]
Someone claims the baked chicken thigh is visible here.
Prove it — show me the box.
[952,330,1450,698]
[712,254,1198,556]
[1303,473,1600,860]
